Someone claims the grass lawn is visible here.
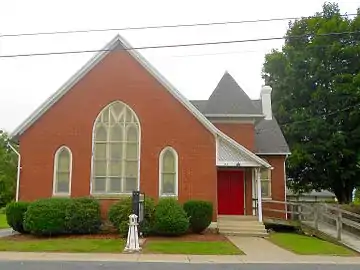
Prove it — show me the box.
[269,233,357,256]
[143,240,243,255]
[0,238,125,253]
[0,214,9,229]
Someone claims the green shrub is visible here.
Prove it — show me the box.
[24,198,72,236]
[119,220,129,237]
[108,196,156,237]
[183,200,213,233]
[65,197,102,234]
[153,198,189,236]
[5,201,30,233]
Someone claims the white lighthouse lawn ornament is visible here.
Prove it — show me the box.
[124,214,141,252]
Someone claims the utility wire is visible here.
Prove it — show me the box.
[0,13,356,38]
[255,103,360,134]
[1,30,360,59]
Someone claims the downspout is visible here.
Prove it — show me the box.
[256,168,263,223]
[284,154,289,220]
[8,143,20,202]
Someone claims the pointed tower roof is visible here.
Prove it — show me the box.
[203,72,260,115]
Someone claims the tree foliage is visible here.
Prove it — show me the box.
[263,2,360,203]
[0,130,17,207]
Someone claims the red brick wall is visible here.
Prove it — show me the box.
[18,48,217,216]
[261,155,287,219]
[214,123,255,151]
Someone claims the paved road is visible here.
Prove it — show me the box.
[0,261,359,270]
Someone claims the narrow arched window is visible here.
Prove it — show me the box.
[53,146,72,195]
[159,147,178,197]
[92,101,140,194]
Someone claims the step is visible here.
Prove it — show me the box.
[218,215,258,221]
[218,220,265,226]
[218,224,266,231]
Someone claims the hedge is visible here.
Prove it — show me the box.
[65,197,102,234]
[24,198,71,236]
[183,200,213,233]
[5,201,30,233]
[24,197,102,236]
[153,198,189,236]
[108,196,155,237]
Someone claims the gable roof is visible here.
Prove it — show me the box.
[190,98,290,155]
[203,72,261,116]
[11,34,270,168]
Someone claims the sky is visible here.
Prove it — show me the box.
[0,0,359,133]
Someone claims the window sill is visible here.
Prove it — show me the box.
[52,193,70,198]
[159,194,178,199]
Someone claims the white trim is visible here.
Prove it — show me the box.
[158,146,179,197]
[52,146,72,196]
[256,168,263,222]
[284,155,288,220]
[256,152,291,155]
[10,34,269,169]
[90,100,141,195]
[205,114,265,118]
[8,143,21,201]
[210,119,256,124]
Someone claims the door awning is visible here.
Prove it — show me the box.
[217,137,270,168]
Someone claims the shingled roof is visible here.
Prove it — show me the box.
[190,73,290,154]
[203,72,261,115]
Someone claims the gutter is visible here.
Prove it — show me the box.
[7,143,20,202]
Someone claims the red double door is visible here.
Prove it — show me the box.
[217,170,244,215]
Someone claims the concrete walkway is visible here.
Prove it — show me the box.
[0,229,14,238]
[227,236,297,260]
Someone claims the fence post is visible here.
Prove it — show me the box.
[314,204,319,230]
[336,204,342,241]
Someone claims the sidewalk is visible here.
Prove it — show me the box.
[0,251,360,264]
[0,229,14,238]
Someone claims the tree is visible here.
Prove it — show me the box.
[263,2,360,203]
[0,130,17,207]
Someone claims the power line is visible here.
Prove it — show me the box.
[281,103,360,127]
[1,30,359,59]
[0,13,356,38]
[256,103,360,134]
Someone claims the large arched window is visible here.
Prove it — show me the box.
[53,146,72,196]
[159,147,178,197]
[92,101,140,194]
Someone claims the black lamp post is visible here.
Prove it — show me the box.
[132,191,145,223]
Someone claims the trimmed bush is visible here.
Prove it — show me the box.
[183,200,213,233]
[5,201,30,233]
[108,196,156,237]
[65,197,102,234]
[153,198,189,236]
[24,198,71,236]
